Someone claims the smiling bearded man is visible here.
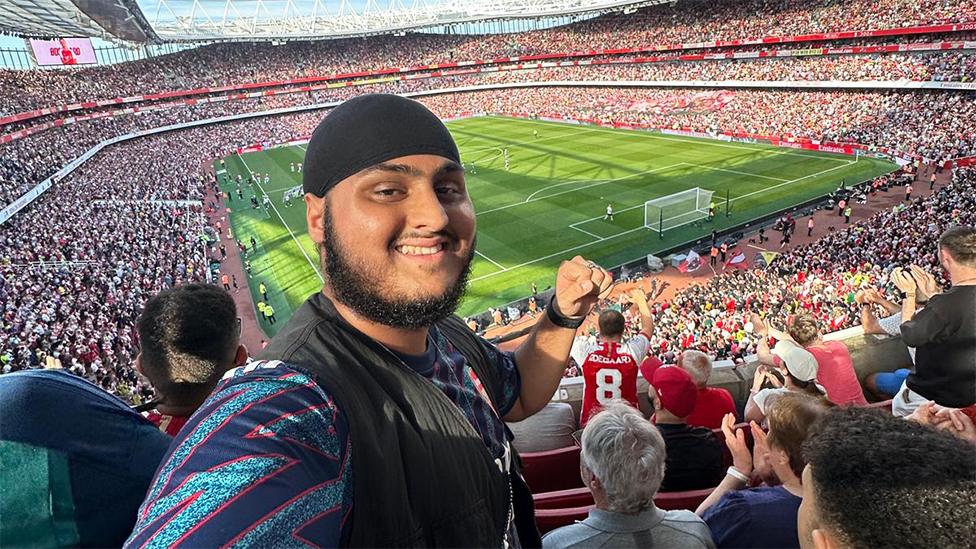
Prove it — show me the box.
[125,94,614,549]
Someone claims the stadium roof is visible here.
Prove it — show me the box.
[137,0,662,42]
[0,0,660,44]
[0,0,157,42]
[0,0,103,38]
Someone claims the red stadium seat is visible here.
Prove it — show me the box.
[654,487,716,511]
[520,445,583,494]
[534,485,716,513]
[713,428,733,467]
[535,504,594,534]
[533,486,592,509]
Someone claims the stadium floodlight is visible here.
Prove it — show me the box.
[643,187,715,239]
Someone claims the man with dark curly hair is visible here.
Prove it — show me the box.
[798,407,976,549]
[136,283,248,435]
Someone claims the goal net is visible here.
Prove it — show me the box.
[644,188,715,234]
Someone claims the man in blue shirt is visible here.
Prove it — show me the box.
[1,370,170,547]
[127,95,615,548]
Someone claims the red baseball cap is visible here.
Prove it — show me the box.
[651,366,698,418]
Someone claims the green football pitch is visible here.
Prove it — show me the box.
[215,115,896,335]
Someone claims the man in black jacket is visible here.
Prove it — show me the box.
[895,226,976,412]
[127,95,614,548]
[649,366,725,492]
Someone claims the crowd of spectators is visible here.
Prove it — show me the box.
[592,167,976,367]
[3,31,972,144]
[418,87,976,160]
[590,31,976,59]
[5,63,975,207]
[1,0,973,115]
[4,34,972,135]
[0,110,323,401]
[518,0,975,56]
[509,51,976,82]
[1,13,975,404]
[0,87,363,205]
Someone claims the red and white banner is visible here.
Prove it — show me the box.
[29,38,97,66]
[677,249,703,273]
[725,250,750,270]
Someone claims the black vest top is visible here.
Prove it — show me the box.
[258,293,540,548]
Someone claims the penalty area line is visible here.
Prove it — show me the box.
[475,250,505,270]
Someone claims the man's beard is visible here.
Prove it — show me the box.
[321,209,473,330]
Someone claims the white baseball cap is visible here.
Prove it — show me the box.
[772,340,819,382]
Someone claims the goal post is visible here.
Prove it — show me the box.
[644,188,715,237]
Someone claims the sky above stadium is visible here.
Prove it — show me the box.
[130,0,638,36]
[137,0,386,23]
[135,0,567,25]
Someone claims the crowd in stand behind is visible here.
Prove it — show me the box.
[1,0,974,114]
[5,78,975,207]
[595,167,976,366]
[0,138,211,399]
[472,51,976,84]
[0,111,322,399]
[521,0,974,55]
[419,87,976,160]
[2,35,972,140]
[0,89,356,206]
[1,88,974,398]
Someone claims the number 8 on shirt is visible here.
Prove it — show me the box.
[580,337,647,427]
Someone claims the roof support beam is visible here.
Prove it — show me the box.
[139,0,662,41]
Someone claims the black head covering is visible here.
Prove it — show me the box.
[302,94,461,197]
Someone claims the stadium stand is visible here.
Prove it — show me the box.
[3,42,973,133]
[0,120,319,397]
[2,19,974,402]
[1,0,973,115]
[4,84,975,208]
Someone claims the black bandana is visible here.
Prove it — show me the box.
[302,94,461,197]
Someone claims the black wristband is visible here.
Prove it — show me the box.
[546,295,585,329]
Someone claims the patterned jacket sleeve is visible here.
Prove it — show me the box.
[125,361,353,549]
[477,338,522,417]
